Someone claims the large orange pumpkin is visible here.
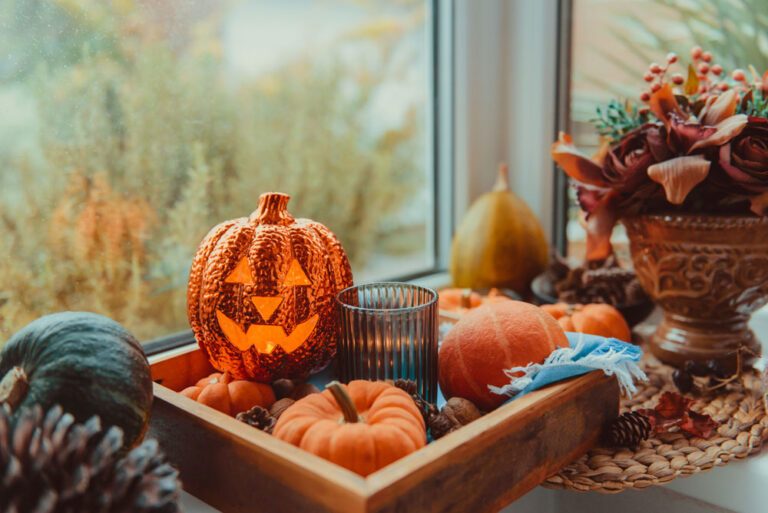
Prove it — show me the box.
[439,300,568,411]
[273,380,425,476]
[180,372,275,416]
[541,303,631,342]
[187,192,353,381]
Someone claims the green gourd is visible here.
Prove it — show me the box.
[0,312,153,449]
[450,163,549,293]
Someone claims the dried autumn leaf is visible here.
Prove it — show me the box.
[647,155,710,204]
[680,411,720,439]
[580,190,618,261]
[750,190,768,216]
[654,391,693,419]
[689,114,748,153]
[684,63,699,96]
[637,392,720,439]
[551,132,607,187]
[699,89,739,126]
[649,83,684,125]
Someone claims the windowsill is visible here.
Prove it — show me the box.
[168,300,768,513]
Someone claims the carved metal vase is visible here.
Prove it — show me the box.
[624,215,768,370]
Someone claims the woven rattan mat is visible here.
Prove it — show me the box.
[544,354,768,493]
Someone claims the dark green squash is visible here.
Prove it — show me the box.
[0,311,153,448]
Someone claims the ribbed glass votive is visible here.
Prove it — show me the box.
[336,282,438,402]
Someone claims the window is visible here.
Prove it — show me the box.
[0,0,439,342]
[565,0,767,258]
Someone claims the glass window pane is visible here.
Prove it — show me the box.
[0,0,433,341]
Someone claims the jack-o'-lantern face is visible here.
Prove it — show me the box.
[215,257,317,355]
[187,192,354,382]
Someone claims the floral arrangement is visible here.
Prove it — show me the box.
[553,47,768,260]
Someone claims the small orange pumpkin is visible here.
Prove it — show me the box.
[273,380,426,476]
[180,372,275,416]
[187,192,353,381]
[541,303,631,342]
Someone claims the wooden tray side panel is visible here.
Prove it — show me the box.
[366,372,620,513]
[150,385,367,513]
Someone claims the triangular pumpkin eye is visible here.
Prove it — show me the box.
[282,259,311,287]
[225,257,254,284]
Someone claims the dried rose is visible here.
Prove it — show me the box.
[603,123,671,193]
[719,116,768,212]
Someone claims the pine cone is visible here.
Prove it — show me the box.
[0,404,181,513]
[393,379,438,425]
[236,405,276,434]
[603,411,652,448]
[428,412,457,440]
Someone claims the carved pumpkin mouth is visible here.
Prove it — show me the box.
[216,310,319,355]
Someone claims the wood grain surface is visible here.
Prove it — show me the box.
[149,345,619,513]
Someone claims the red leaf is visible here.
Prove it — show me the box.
[654,391,693,419]
[680,411,720,439]
[638,392,720,439]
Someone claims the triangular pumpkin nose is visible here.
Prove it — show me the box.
[251,296,283,320]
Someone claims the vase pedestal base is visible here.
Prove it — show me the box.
[649,314,761,372]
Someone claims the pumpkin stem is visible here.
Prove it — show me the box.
[0,367,29,411]
[327,381,359,423]
[251,193,295,225]
[493,163,510,192]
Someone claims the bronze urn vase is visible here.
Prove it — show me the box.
[624,215,768,369]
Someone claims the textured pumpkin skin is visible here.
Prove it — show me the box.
[188,192,353,382]
[438,300,568,411]
[0,312,152,449]
[541,303,631,342]
[273,380,425,476]
[180,371,275,416]
[450,165,548,293]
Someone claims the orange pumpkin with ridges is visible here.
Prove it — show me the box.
[541,303,631,342]
[273,380,425,476]
[438,300,568,411]
[187,192,353,381]
[180,371,275,416]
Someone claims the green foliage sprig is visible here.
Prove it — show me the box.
[740,89,768,118]
[591,100,650,141]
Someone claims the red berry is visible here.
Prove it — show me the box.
[643,73,654,82]
[666,52,678,63]
[649,62,663,74]
[733,69,746,81]
[651,82,661,92]
[671,73,685,85]
[699,63,710,74]
[701,51,713,63]
[711,64,723,76]
[691,46,703,59]
[718,82,729,91]
[640,92,651,102]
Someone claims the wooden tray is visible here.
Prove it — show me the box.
[148,345,619,513]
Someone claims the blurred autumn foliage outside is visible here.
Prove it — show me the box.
[0,0,429,341]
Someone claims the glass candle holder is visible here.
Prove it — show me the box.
[336,282,439,402]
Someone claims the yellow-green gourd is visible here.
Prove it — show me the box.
[450,163,549,293]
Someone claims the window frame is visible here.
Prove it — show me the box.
[146,0,455,355]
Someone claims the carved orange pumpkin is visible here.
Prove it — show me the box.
[187,192,353,381]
